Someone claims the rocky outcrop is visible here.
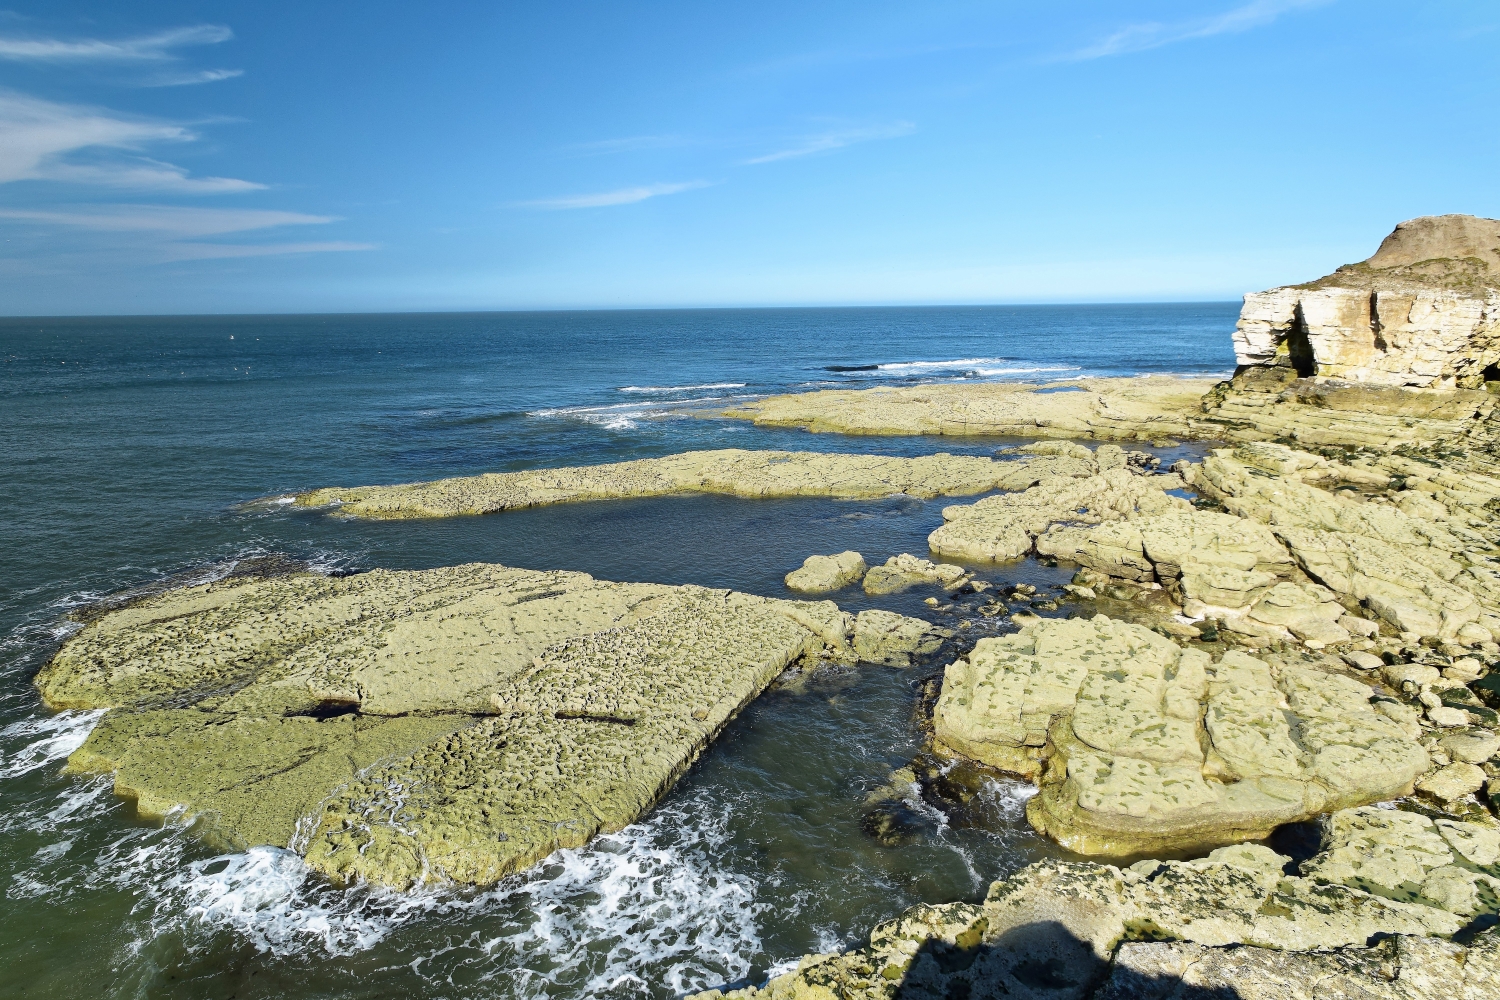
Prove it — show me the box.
[295,449,1016,519]
[1233,215,1500,389]
[852,609,949,667]
[861,553,971,595]
[692,808,1500,1000]
[720,376,1219,441]
[932,616,1429,855]
[39,564,940,887]
[928,467,1192,564]
[784,550,867,593]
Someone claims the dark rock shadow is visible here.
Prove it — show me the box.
[893,921,1241,1000]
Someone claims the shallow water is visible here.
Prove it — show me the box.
[0,305,1236,999]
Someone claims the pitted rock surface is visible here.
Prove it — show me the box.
[38,563,930,887]
[932,615,1429,855]
[296,449,1015,519]
[928,467,1191,564]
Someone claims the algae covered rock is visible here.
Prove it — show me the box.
[784,550,866,593]
[296,448,1016,519]
[932,615,1429,856]
[720,375,1218,440]
[38,563,913,887]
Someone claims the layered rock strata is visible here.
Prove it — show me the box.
[38,564,941,887]
[931,615,1429,855]
[721,376,1218,441]
[1233,215,1500,388]
[295,449,1014,519]
[695,807,1500,1000]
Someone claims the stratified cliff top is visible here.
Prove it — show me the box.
[1296,214,1500,293]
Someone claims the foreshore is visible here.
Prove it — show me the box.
[35,215,1500,997]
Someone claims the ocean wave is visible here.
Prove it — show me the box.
[112,787,769,995]
[0,709,106,781]
[619,382,746,393]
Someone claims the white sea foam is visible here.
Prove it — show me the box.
[0,709,106,780]
[113,789,767,996]
[970,364,1081,377]
[874,357,1007,372]
[619,382,746,393]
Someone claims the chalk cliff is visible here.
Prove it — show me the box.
[1233,214,1500,388]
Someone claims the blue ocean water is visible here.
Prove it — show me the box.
[0,304,1237,1000]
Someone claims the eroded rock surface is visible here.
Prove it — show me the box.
[1234,215,1500,389]
[721,376,1219,441]
[932,616,1429,855]
[295,449,1013,519]
[40,563,937,887]
[861,553,971,595]
[693,809,1500,1000]
[784,550,866,593]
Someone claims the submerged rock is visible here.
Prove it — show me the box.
[784,550,866,593]
[296,448,1018,519]
[39,563,934,887]
[692,807,1500,1000]
[932,615,1429,856]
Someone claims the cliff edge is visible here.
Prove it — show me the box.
[1234,214,1500,388]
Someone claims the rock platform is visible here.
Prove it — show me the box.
[38,563,941,887]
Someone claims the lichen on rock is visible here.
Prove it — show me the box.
[38,563,941,887]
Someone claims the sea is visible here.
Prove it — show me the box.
[0,304,1237,1000]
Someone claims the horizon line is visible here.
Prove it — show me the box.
[0,298,1245,322]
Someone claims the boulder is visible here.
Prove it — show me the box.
[784,550,866,593]
[932,615,1429,855]
[862,553,970,594]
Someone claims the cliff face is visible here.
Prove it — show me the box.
[1233,215,1500,389]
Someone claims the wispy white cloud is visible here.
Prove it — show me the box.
[0,24,231,62]
[162,241,376,260]
[0,91,263,192]
[141,68,244,88]
[566,135,694,156]
[1064,0,1326,61]
[518,180,710,210]
[744,122,914,165]
[0,205,335,236]
[0,205,374,261]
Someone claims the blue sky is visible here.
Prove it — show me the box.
[0,1,1495,315]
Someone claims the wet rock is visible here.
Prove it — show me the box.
[862,553,970,595]
[297,448,1021,519]
[931,615,1429,856]
[784,550,866,593]
[39,564,860,888]
[719,376,1220,441]
[692,807,1500,1000]
[852,609,948,667]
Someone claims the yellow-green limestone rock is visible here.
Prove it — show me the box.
[38,563,932,887]
[784,550,866,593]
[932,615,1430,856]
